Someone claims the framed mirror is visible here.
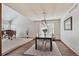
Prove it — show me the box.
[64,16,72,30]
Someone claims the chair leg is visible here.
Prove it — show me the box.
[42,41,47,50]
[45,42,47,49]
[42,41,44,49]
[8,36,10,39]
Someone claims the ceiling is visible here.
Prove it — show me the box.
[4,3,74,21]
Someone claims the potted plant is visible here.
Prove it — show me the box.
[42,28,48,37]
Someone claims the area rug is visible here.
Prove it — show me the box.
[24,42,62,56]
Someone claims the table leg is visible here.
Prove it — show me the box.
[35,38,37,49]
[50,39,52,51]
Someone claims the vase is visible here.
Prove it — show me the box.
[44,33,46,37]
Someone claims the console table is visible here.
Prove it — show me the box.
[35,37,52,51]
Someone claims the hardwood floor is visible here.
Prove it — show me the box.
[5,40,77,56]
[5,39,34,56]
[55,41,77,56]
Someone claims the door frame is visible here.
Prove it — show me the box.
[0,3,2,56]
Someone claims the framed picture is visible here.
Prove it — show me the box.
[64,16,72,30]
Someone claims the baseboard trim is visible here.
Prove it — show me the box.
[61,40,79,56]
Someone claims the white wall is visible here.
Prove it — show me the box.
[61,4,79,55]
[2,4,33,38]
[31,21,40,37]
[12,15,33,37]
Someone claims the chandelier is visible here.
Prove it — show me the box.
[41,11,48,37]
[41,11,47,26]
